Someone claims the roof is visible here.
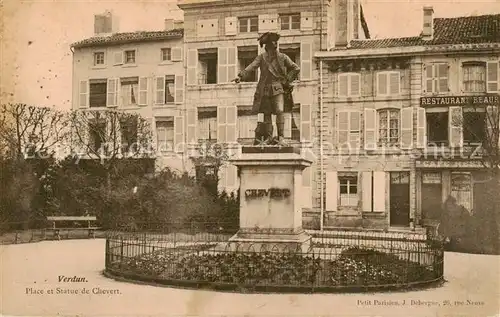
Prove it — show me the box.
[345,13,500,50]
[71,29,184,49]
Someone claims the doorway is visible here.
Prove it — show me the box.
[390,172,410,226]
[421,172,443,221]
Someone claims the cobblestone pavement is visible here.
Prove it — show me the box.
[1,239,499,317]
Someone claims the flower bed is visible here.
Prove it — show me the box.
[109,246,439,288]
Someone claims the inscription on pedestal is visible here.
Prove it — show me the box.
[245,188,291,200]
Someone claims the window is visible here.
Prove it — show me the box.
[425,63,449,94]
[463,62,486,93]
[89,79,107,108]
[120,116,138,154]
[238,46,258,82]
[198,107,217,141]
[377,71,400,96]
[338,73,361,97]
[279,43,300,66]
[378,109,400,146]
[279,13,300,30]
[93,52,105,66]
[156,118,174,153]
[120,77,138,107]
[89,119,106,152]
[426,110,449,145]
[451,172,472,212]
[238,16,258,33]
[337,110,360,148]
[198,49,217,84]
[463,108,486,144]
[161,48,171,62]
[165,75,175,104]
[124,50,136,64]
[339,175,358,207]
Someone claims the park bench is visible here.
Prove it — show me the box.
[45,216,100,240]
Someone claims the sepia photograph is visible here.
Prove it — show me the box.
[1,0,499,316]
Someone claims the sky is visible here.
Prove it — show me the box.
[2,0,500,110]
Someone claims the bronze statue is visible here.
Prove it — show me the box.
[233,32,300,145]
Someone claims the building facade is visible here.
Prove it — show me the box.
[315,9,500,230]
[71,14,187,171]
[177,0,368,197]
[71,4,499,232]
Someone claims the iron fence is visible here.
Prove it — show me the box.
[105,224,444,293]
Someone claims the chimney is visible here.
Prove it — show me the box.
[422,6,434,40]
[94,10,114,36]
[335,0,360,47]
[164,19,175,31]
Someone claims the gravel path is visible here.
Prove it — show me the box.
[1,239,499,317]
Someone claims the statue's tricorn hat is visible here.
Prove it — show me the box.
[258,32,280,47]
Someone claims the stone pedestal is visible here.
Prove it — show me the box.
[228,146,312,252]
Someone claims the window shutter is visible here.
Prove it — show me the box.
[361,171,373,212]
[186,108,197,144]
[225,17,237,36]
[284,112,292,138]
[416,107,427,148]
[449,106,463,147]
[349,111,361,148]
[174,74,184,104]
[364,108,377,150]
[337,111,349,146]
[389,72,400,95]
[338,74,348,97]
[488,106,500,148]
[218,47,228,84]
[300,104,312,142]
[217,106,227,143]
[300,12,313,30]
[171,47,183,62]
[373,171,386,212]
[400,107,413,149]
[438,63,449,92]
[302,166,312,208]
[300,42,312,81]
[138,77,148,106]
[225,164,238,189]
[79,80,88,108]
[187,49,198,86]
[226,105,237,143]
[174,115,184,153]
[377,72,388,95]
[154,76,165,105]
[227,47,237,82]
[487,61,499,92]
[106,78,118,107]
[113,51,123,65]
[350,74,361,96]
[325,171,338,211]
[425,64,433,93]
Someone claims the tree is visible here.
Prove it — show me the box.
[69,109,154,193]
[0,103,69,160]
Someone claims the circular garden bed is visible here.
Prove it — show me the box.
[105,233,444,293]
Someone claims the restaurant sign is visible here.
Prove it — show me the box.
[420,95,499,106]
